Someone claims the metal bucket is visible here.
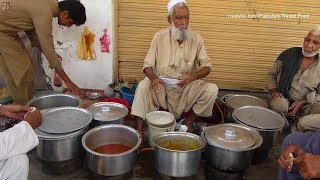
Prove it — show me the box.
[202,123,263,172]
[221,94,268,123]
[82,124,142,176]
[152,132,206,177]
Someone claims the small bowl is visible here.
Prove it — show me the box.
[86,92,102,100]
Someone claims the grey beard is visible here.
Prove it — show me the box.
[302,48,318,58]
[171,25,189,41]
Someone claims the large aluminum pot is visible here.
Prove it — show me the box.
[202,123,263,172]
[232,106,285,150]
[35,107,92,162]
[221,94,268,123]
[86,102,128,128]
[152,132,206,177]
[82,124,142,176]
[35,126,88,162]
[27,93,80,110]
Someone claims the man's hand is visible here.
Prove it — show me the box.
[65,81,85,97]
[24,108,42,129]
[0,104,31,120]
[296,153,320,179]
[177,72,196,87]
[278,144,304,172]
[287,100,307,117]
[151,78,165,93]
[269,88,284,98]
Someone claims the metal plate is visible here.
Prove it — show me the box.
[86,102,128,122]
[232,106,285,130]
[38,107,92,134]
[224,94,268,109]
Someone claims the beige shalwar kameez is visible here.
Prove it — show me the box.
[131,28,218,120]
[0,0,62,104]
[267,57,320,132]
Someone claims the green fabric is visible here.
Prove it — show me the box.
[277,47,303,99]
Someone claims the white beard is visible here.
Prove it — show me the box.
[171,24,190,41]
[302,48,319,57]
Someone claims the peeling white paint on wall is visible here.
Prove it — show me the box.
[42,0,114,91]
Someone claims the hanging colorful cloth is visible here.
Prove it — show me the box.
[77,26,96,60]
[100,28,111,53]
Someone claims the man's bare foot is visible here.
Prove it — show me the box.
[184,120,194,133]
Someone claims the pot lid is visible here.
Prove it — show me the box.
[146,111,175,126]
[204,124,258,150]
[87,102,128,122]
[223,94,268,109]
[38,107,92,134]
[232,106,285,130]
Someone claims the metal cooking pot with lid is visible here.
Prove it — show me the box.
[35,107,93,162]
[221,94,268,122]
[232,106,285,150]
[87,102,128,128]
[202,123,263,172]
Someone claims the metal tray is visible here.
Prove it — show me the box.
[38,107,92,134]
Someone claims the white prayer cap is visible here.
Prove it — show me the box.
[167,0,187,13]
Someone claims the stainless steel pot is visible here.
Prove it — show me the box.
[82,124,142,176]
[86,102,128,128]
[35,126,88,162]
[35,107,92,162]
[26,93,80,110]
[232,106,285,150]
[152,132,206,177]
[221,94,268,123]
[202,123,263,172]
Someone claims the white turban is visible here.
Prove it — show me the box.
[167,0,187,13]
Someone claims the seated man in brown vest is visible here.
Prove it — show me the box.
[267,26,320,133]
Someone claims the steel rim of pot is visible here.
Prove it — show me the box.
[82,124,142,157]
[152,132,206,152]
[26,93,80,107]
[221,94,268,109]
[35,126,89,140]
[232,106,285,131]
[202,124,263,152]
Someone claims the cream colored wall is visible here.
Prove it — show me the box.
[42,0,114,91]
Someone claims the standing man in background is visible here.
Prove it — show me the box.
[0,0,87,104]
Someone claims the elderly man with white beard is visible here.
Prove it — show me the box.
[131,0,218,137]
[267,26,320,133]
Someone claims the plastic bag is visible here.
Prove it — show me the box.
[100,28,111,53]
[77,26,96,60]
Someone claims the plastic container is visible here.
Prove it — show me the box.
[100,97,130,109]
[146,111,176,147]
[120,87,135,106]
